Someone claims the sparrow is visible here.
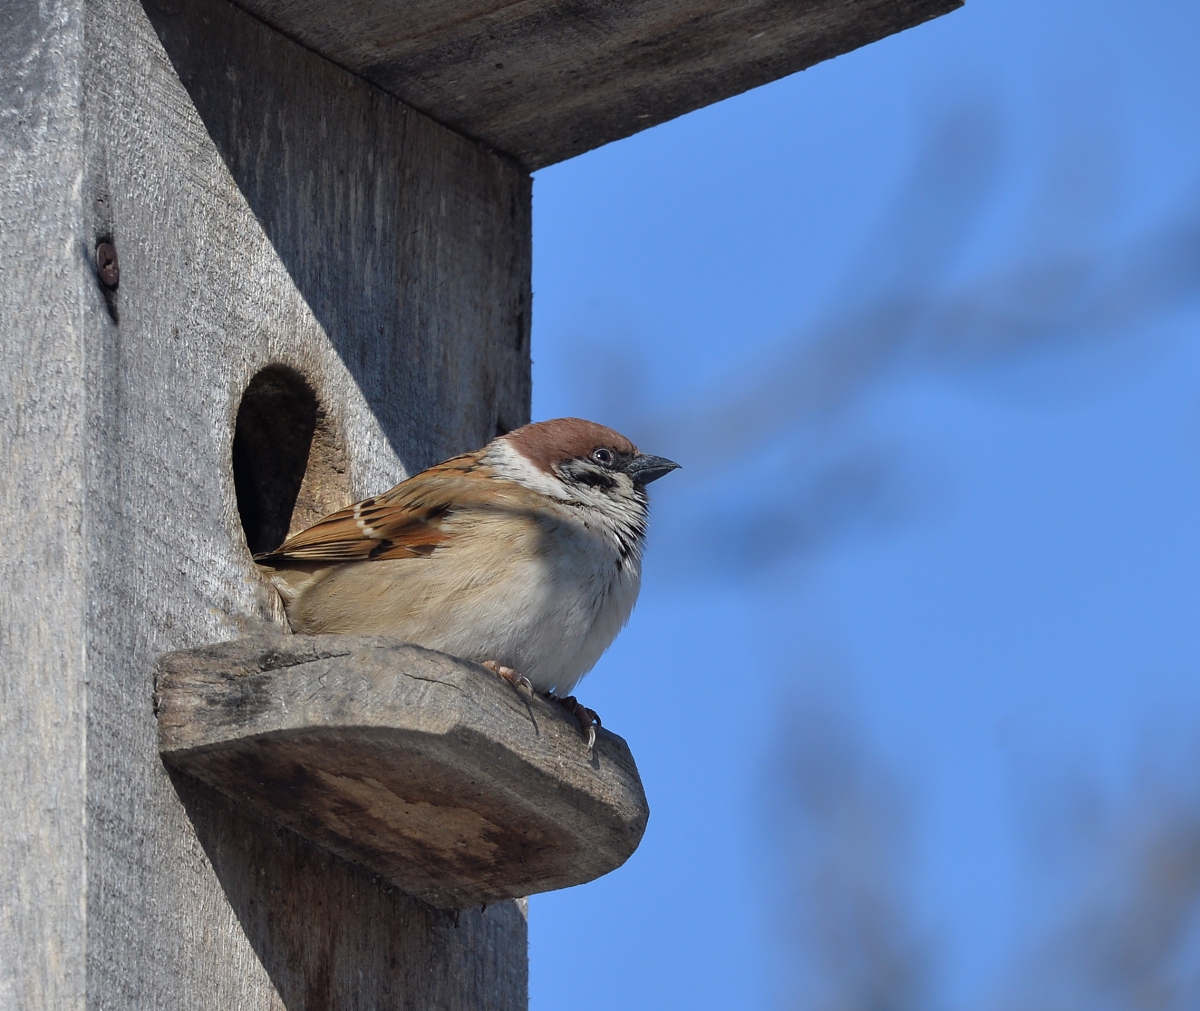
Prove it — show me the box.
[255,418,679,744]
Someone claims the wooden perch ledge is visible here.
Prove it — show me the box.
[156,634,649,909]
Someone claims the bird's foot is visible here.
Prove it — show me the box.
[482,659,533,692]
[554,695,600,750]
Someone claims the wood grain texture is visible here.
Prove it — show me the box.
[172,772,530,1011]
[223,0,962,168]
[157,635,649,909]
[0,1,88,1008]
[2,0,535,1002]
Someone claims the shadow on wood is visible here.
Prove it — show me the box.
[141,0,532,473]
[217,0,962,169]
[172,771,527,1010]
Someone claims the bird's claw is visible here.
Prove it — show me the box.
[482,660,533,692]
[555,695,600,749]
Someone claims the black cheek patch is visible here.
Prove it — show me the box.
[574,469,619,491]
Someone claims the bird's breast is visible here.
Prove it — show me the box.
[282,495,642,695]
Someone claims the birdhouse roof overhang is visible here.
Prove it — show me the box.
[226,0,963,169]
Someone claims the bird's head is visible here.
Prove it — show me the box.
[487,417,679,522]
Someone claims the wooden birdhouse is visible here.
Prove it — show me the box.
[0,0,959,1005]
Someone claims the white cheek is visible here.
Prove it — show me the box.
[483,440,573,499]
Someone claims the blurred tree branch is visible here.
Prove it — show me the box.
[771,706,933,1011]
[557,105,1200,575]
[773,714,1200,1011]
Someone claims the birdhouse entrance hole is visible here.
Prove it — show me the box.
[233,366,317,555]
[233,365,350,556]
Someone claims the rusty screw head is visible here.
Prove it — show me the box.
[96,242,120,288]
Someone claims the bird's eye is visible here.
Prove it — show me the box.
[592,448,614,466]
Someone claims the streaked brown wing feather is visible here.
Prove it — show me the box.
[255,451,485,563]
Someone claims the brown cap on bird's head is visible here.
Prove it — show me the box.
[502,418,679,485]
[503,418,636,474]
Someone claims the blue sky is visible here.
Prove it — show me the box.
[526,2,1200,1008]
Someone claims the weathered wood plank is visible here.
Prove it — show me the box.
[0,2,88,1007]
[68,0,532,1002]
[224,0,962,168]
[157,635,649,909]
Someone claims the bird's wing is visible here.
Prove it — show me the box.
[255,451,486,563]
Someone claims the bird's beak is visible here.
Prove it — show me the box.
[626,453,680,485]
